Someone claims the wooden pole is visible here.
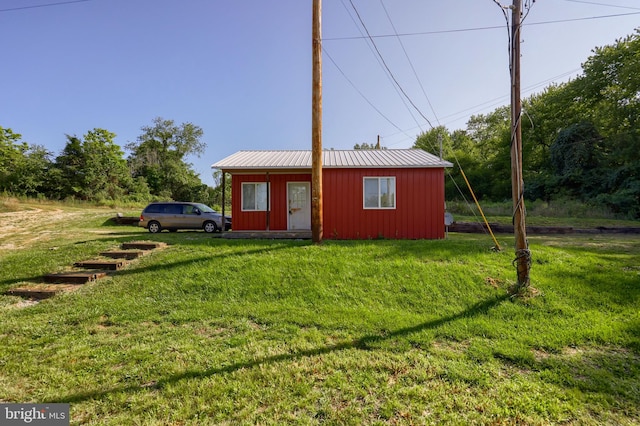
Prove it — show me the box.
[510,0,531,289]
[266,172,270,231]
[312,0,323,243]
[221,171,226,232]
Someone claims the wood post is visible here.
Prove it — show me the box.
[510,0,531,289]
[312,0,323,243]
[266,172,270,231]
[221,171,226,231]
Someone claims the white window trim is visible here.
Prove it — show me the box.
[363,176,396,210]
[241,182,271,212]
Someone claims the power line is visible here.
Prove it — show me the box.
[563,0,640,10]
[438,69,581,126]
[325,24,507,41]
[381,67,582,147]
[323,47,412,139]
[0,0,93,13]
[324,11,640,41]
[347,0,433,128]
[528,11,640,26]
[379,0,441,126]
[338,0,424,132]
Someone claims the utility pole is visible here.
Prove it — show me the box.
[312,0,323,243]
[510,0,531,291]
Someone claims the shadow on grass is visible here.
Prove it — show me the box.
[536,347,640,412]
[50,294,509,404]
[543,249,640,307]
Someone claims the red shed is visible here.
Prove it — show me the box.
[212,149,453,240]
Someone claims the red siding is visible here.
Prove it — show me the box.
[231,174,311,231]
[323,168,445,240]
[229,168,445,239]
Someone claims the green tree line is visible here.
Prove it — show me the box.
[415,30,640,219]
[1,117,230,208]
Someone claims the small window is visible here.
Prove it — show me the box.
[242,182,269,211]
[183,204,198,215]
[363,177,396,209]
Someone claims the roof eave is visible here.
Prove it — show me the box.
[213,164,453,171]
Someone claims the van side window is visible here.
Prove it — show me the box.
[184,205,197,215]
[167,204,182,214]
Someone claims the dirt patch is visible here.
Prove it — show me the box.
[0,208,88,251]
[4,298,40,310]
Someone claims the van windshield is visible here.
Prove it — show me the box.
[193,203,215,213]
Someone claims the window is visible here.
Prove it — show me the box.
[363,177,396,209]
[166,204,183,214]
[183,204,198,215]
[144,204,162,213]
[242,182,269,211]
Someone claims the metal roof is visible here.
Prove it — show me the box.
[212,149,453,170]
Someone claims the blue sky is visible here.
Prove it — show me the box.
[1,0,638,186]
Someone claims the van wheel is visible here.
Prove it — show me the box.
[148,221,161,233]
[204,221,218,233]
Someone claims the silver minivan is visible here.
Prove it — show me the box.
[139,202,231,233]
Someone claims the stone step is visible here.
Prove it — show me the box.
[74,260,127,270]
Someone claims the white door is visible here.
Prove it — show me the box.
[287,182,311,230]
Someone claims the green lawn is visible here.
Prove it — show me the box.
[1,204,639,424]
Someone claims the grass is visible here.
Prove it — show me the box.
[447,199,640,227]
[0,201,639,424]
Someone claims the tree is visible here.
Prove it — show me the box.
[550,121,604,199]
[575,31,640,133]
[573,32,640,216]
[354,142,386,149]
[413,126,450,158]
[83,129,134,200]
[0,127,53,197]
[0,127,26,192]
[52,129,140,201]
[127,117,206,201]
[210,170,232,211]
[52,135,86,199]
[454,110,512,200]
[520,84,582,201]
[14,145,53,197]
[415,31,640,217]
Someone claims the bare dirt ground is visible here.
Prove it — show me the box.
[0,207,97,252]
